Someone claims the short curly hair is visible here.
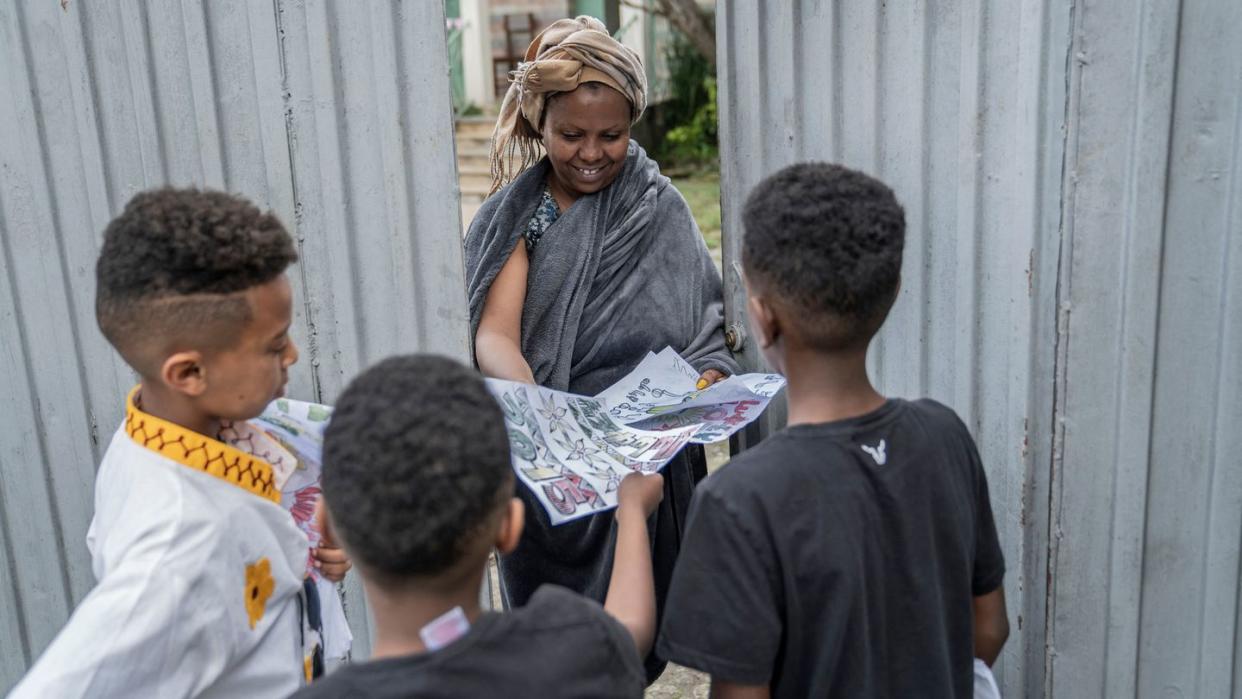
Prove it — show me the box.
[742,163,905,350]
[322,355,514,581]
[95,188,297,374]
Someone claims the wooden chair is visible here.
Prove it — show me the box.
[493,13,540,99]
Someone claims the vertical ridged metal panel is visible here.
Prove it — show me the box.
[0,0,466,688]
[718,2,1069,694]
[1049,0,1242,696]
[719,0,1242,696]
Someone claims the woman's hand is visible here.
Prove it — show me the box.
[695,369,728,390]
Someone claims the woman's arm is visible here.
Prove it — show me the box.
[475,241,537,384]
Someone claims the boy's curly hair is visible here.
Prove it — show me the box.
[742,163,905,350]
[322,355,514,581]
[95,188,297,373]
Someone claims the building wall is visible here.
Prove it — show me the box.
[0,0,468,690]
[717,0,1241,696]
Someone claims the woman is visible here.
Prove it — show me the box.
[464,15,736,676]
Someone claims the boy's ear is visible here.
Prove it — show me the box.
[160,350,208,397]
[495,498,525,555]
[747,294,780,350]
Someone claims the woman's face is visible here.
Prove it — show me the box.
[540,83,631,203]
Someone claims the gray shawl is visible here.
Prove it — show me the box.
[465,141,736,396]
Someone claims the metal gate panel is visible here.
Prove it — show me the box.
[0,1,466,688]
[717,2,1069,693]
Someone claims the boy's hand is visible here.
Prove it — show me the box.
[696,369,728,390]
[313,529,352,583]
[616,472,664,519]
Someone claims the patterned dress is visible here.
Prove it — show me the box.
[524,187,560,251]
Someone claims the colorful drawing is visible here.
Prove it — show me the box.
[485,348,784,525]
[567,396,623,434]
[542,474,604,516]
[537,392,572,435]
[250,397,352,659]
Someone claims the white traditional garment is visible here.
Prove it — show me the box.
[11,388,315,698]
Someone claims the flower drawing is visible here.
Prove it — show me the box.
[537,395,571,434]
[245,557,276,630]
[588,466,622,493]
[555,436,605,468]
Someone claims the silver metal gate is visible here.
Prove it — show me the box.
[717,0,1242,696]
[0,1,467,688]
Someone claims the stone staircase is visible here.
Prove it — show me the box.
[455,117,494,229]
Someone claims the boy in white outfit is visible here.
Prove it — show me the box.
[12,189,349,697]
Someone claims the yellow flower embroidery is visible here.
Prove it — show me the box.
[245,558,275,630]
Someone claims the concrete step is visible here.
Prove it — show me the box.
[457,161,490,177]
[457,140,491,155]
[459,171,492,194]
[455,118,500,227]
[461,199,484,230]
[454,117,495,137]
[457,138,492,157]
[456,151,491,171]
[456,127,491,139]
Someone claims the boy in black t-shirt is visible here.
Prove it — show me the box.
[293,355,663,698]
[657,163,1010,698]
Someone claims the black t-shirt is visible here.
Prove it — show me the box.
[293,585,644,699]
[657,398,1005,698]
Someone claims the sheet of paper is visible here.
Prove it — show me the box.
[489,347,785,524]
[253,399,353,660]
[594,347,785,443]
[257,398,333,501]
[489,379,702,525]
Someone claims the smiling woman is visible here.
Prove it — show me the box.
[541,84,631,208]
[463,15,737,684]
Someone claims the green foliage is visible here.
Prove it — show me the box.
[671,172,721,250]
[657,35,718,170]
[456,102,483,117]
[664,76,718,165]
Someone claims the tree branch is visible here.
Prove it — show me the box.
[654,0,715,68]
[618,0,716,68]
[619,0,668,19]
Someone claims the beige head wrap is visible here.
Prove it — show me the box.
[489,16,647,193]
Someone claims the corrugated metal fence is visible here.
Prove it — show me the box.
[0,0,467,689]
[4,0,1239,695]
[718,0,1242,696]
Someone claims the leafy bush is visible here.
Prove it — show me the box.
[657,35,718,169]
[664,75,717,165]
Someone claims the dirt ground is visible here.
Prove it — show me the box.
[648,664,711,698]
